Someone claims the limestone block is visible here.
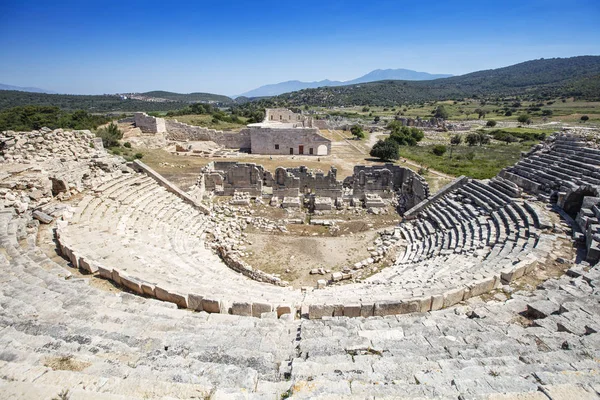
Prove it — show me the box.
[308,304,334,319]
[32,210,53,224]
[96,265,113,280]
[375,301,400,317]
[188,293,203,311]
[155,286,188,308]
[466,277,496,298]
[343,304,361,317]
[78,257,92,273]
[360,302,374,317]
[252,302,273,318]
[232,302,252,316]
[120,274,143,295]
[414,296,432,313]
[332,272,343,282]
[202,298,220,313]
[431,294,444,311]
[526,300,560,319]
[316,279,327,289]
[443,288,465,308]
[502,260,529,282]
[219,299,231,314]
[140,281,156,297]
[86,261,99,274]
[333,304,344,317]
[111,269,122,286]
[276,304,293,318]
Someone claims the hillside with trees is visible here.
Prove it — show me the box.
[139,91,232,103]
[268,56,600,106]
[0,91,188,113]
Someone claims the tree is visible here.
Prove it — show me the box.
[542,109,553,116]
[495,131,517,144]
[350,124,365,140]
[374,116,381,124]
[466,132,489,146]
[386,121,424,146]
[466,132,479,146]
[474,108,486,119]
[505,110,513,116]
[517,114,530,124]
[581,115,589,122]
[370,139,399,161]
[434,105,449,119]
[450,134,463,146]
[432,145,447,156]
[95,122,123,148]
[486,120,497,127]
[449,134,462,158]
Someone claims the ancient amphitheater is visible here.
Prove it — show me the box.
[0,127,599,399]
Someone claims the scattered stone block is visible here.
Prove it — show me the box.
[32,210,53,224]
[252,302,272,318]
[276,304,293,318]
[443,288,465,308]
[231,302,252,316]
[155,286,188,308]
[526,300,560,319]
[343,304,361,317]
[187,294,203,311]
[308,304,334,319]
[202,298,221,313]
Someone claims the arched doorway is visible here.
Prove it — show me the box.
[317,145,328,156]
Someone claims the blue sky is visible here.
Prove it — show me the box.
[1,0,599,96]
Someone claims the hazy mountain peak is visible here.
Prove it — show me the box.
[0,83,56,94]
[238,68,453,97]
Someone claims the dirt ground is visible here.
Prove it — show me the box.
[244,229,380,288]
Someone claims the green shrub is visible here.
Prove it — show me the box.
[432,145,447,156]
[123,142,131,148]
[96,123,123,148]
[486,120,497,127]
[134,153,143,159]
[350,124,365,139]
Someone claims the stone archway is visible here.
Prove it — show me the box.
[317,145,328,156]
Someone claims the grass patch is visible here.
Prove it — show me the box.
[398,142,538,179]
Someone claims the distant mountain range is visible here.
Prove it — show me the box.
[270,56,600,106]
[2,56,599,112]
[0,83,56,94]
[238,69,453,97]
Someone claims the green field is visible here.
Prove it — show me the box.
[398,141,538,179]
[311,98,600,125]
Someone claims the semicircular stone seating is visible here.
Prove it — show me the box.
[0,209,299,398]
[2,208,599,399]
[304,175,557,318]
[2,129,600,398]
[57,170,303,317]
[55,158,561,320]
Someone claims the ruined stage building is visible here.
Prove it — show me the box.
[134,108,331,156]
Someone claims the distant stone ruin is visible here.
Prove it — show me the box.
[134,108,331,155]
[197,161,429,211]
